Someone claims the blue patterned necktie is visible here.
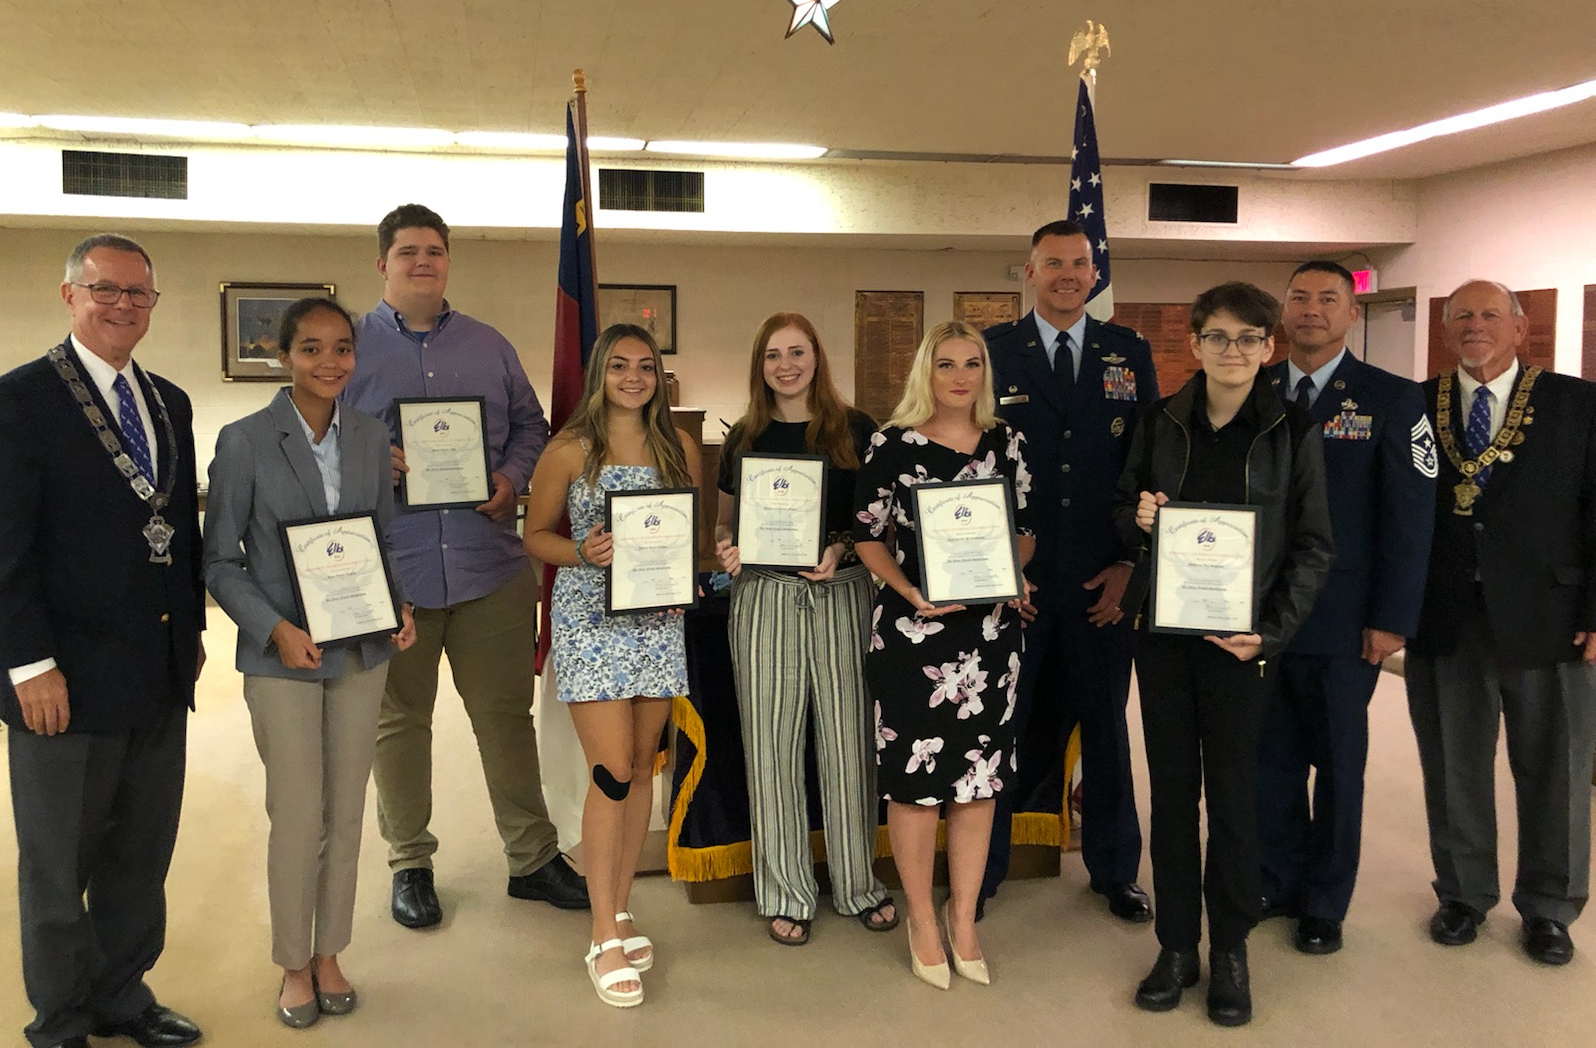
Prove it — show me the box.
[112,372,155,485]
[1464,384,1492,484]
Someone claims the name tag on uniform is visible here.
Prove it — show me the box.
[999,395,1030,405]
[1324,411,1373,440]
[1102,366,1137,401]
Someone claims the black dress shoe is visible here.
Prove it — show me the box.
[1207,945,1252,1027]
[1523,918,1575,965]
[392,867,443,928]
[1134,948,1200,1011]
[91,1003,202,1047]
[1429,901,1482,946]
[50,1038,90,1048]
[1094,882,1154,923]
[507,854,591,910]
[1295,916,1343,955]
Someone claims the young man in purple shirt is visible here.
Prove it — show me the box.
[343,204,587,927]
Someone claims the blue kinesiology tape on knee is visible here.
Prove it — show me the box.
[593,764,631,801]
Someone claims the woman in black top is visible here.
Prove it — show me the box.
[714,312,897,945]
[1112,282,1333,1026]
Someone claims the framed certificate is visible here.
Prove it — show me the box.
[279,512,402,646]
[1150,502,1260,635]
[395,397,493,510]
[605,488,700,615]
[733,454,827,570]
[911,478,1023,607]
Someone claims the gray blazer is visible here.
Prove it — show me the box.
[204,388,405,679]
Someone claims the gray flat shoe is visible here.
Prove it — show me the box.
[317,987,358,1015]
[278,980,319,1029]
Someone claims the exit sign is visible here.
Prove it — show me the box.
[1352,268,1379,294]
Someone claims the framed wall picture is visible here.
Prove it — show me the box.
[221,281,337,381]
[599,283,677,354]
[954,291,1022,330]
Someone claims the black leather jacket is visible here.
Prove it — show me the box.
[1112,371,1335,658]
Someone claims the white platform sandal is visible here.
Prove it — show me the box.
[585,939,643,1008]
[616,911,654,972]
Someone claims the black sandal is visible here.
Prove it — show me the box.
[768,916,811,946]
[855,897,900,932]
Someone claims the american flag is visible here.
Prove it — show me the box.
[1067,76,1114,320]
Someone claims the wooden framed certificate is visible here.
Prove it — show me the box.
[1150,502,1260,635]
[911,478,1023,607]
[733,454,827,570]
[395,397,493,510]
[279,512,402,646]
[605,488,700,615]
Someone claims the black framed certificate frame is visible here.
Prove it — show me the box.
[911,477,1023,607]
[279,512,402,646]
[604,487,700,615]
[1149,502,1260,636]
[733,453,828,570]
[395,396,493,510]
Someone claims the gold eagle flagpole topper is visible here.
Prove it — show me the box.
[1069,19,1111,98]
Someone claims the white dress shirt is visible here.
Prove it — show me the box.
[1033,311,1089,379]
[1285,347,1349,409]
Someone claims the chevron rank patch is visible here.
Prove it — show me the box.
[1411,416,1438,478]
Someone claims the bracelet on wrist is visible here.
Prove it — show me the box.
[574,537,592,567]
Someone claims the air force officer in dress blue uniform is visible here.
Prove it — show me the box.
[1258,261,1435,954]
[980,220,1160,922]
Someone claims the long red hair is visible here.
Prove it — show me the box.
[723,312,860,469]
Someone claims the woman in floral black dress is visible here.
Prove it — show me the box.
[853,321,1035,989]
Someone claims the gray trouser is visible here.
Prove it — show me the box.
[244,659,387,967]
[729,565,887,920]
[9,703,186,1048]
[1406,620,1596,925]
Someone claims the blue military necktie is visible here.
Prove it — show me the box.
[112,372,155,485]
[1464,384,1493,484]
[1053,332,1076,400]
[1293,375,1314,409]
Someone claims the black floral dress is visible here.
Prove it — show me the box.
[852,424,1034,805]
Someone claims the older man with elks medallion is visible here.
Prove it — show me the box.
[1406,279,1596,967]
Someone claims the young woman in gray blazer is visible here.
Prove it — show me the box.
[204,298,416,1029]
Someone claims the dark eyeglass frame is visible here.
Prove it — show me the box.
[1196,331,1269,355]
[71,282,161,309]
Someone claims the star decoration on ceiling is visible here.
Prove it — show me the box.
[785,0,840,44]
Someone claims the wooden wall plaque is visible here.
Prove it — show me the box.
[854,291,925,421]
[954,291,1022,331]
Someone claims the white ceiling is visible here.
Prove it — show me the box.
[4,0,1596,180]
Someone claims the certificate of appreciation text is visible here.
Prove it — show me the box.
[605,488,699,615]
[280,512,401,646]
[912,478,1023,606]
[1150,502,1260,635]
[734,454,827,570]
[396,397,493,510]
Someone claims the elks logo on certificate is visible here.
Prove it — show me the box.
[1150,502,1260,635]
[911,478,1023,607]
[734,454,827,570]
[394,397,493,510]
[279,512,402,646]
[604,488,699,616]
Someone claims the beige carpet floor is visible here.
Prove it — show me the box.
[3,618,1594,1047]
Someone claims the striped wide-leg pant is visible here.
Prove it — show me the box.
[729,564,888,919]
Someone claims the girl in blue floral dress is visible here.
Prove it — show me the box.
[524,324,700,1008]
[853,321,1034,990]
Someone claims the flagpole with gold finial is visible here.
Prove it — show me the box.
[572,68,600,294]
[1068,19,1111,106]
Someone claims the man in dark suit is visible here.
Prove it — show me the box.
[1258,261,1435,955]
[1407,279,1596,966]
[980,219,1160,922]
[0,235,205,1048]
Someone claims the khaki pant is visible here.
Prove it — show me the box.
[374,565,559,876]
[243,660,387,968]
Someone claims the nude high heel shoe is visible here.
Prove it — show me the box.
[943,900,990,985]
[907,918,950,990]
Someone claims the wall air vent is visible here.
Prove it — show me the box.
[1148,182,1238,224]
[62,150,188,199]
[598,168,705,213]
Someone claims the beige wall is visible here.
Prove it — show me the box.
[1373,140,1596,377]
[3,225,1296,463]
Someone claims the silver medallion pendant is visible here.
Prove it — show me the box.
[144,515,176,565]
